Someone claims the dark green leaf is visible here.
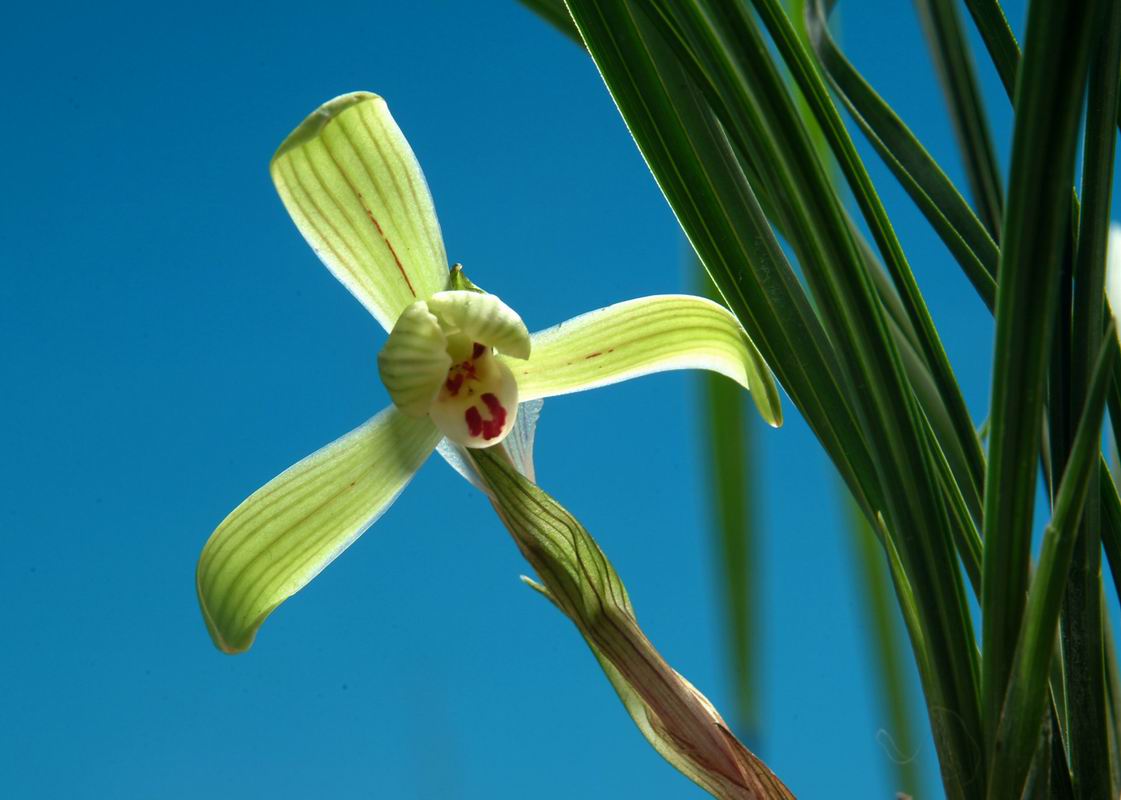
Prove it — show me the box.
[961,0,1020,101]
[631,2,981,791]
[804,0,998,310]
[990,326,1116,799]
[516,0,581,44]
[1059,4,1121,793]
[979,0,1100,759]
[914,0,1004,239]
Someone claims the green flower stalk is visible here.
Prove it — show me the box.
[196,91,780,655]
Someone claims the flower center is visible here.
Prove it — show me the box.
[428,335,518,447]
[377,288,529,448]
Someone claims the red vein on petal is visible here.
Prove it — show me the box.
[320,136,417,298]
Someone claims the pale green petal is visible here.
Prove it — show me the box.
[503,295,783,427]
[425,290,532,358]
[196,408,441,653]
[378,301,452,417]
[1107,223,1121,326]
[271,92,449,330]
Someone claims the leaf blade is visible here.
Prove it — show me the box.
[980,0,1100,757]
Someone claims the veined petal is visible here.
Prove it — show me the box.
[271,92,448,330]
[503,295,782,427]
[196,408,441,653]
[425,290,532,358]
[378,301,453,417]
[1107,223,1121,323]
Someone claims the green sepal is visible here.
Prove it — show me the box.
[504,294,782,427]
[197,407,441,653]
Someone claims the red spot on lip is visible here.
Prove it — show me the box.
[465,406,483,437]
[445,373,464,396]
[464,393,508,441]
[480,393,507,439]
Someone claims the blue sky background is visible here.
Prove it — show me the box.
[0,1,1056,797]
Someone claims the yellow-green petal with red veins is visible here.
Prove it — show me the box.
[425,290,532,359]
[196,408,441,653]
[378,301,453,417]
[501,295,783,428]
[270,92,449,332]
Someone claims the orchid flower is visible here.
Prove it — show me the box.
[196,92,782,654]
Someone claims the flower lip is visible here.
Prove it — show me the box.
[429,339,520,447]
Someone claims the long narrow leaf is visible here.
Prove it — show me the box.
[961,0,1020,100]
[750,0,986,567]
[990,327,1116,799]
[1060,4,1121,793]
[516,0,581,43]
[635,3,981,791]
[804,0,997,310]
[980,1,1099,755]
[914,0,1004,239]
[845,493,922,796]
[560,0,882,517]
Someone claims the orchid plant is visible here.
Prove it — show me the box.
[195,91,781,660]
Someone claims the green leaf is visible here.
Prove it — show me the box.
[472,448,794,799]
[695,265,759,739]
[271,92,449,331]
[961,0,1020,101]
[504,294,782,427]
[989,327,1116,799]
[913,0,1004,239]
[558,0,881,516]
[516,0,582,43]
[1058,3,1121,793]
[804,0,998,309]
[980,0,1101,757]
[196,408,441,653]
[748,0,984,511]
[636,2,981,789]
[844,492,923,796]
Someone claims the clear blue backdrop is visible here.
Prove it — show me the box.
[1,1,1034,797]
